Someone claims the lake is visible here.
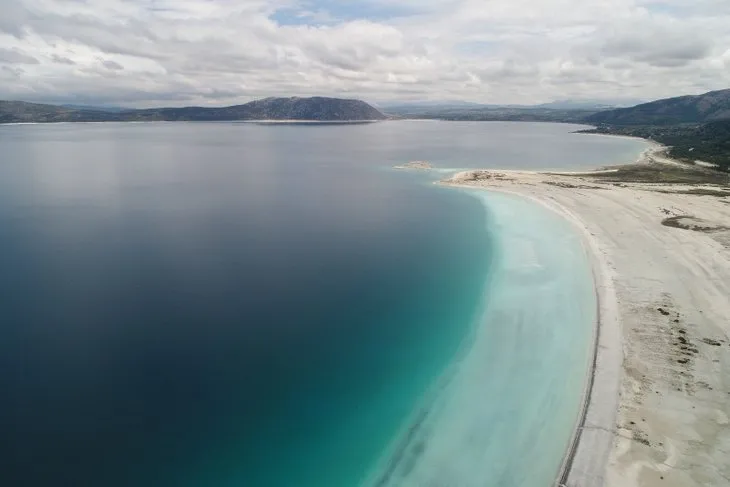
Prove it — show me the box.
[0,121,647,487]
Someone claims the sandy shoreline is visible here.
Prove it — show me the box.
[441,146,730,486]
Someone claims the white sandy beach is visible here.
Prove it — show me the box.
[442,148,730,487]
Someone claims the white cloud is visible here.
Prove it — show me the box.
[0,0,728,106]
[0,47,39,64]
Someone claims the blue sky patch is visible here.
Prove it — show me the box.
[272,0,419,26]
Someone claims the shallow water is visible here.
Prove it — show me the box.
[371,192,596,487]
[0,121,646,487]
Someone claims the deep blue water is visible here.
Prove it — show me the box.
[0,121,647,487]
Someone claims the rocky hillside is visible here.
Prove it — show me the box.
[237,97,386,121]
[586,89,730,125]
[130,97,386,121]
[0,97,387,123]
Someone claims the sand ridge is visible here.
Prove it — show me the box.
[441,152,730,487]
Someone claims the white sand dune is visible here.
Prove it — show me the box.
[443,155,730,486]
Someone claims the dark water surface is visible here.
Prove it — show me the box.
[0,121,647,487]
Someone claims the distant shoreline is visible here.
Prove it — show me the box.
[0,119,383,126]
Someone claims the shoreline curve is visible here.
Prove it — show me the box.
[440,134,730,486]
[442,181,621,487]
[436,140,656,487]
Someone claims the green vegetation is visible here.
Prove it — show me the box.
[587,158,730,184]
[582,121,730,172]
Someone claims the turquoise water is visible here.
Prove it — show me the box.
[0,121,644,487]
[371,192,596,486]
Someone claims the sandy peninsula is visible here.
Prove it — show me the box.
[442,145,730,487]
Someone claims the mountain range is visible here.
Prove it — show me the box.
[4,90,730,126]
[0,97,387,123]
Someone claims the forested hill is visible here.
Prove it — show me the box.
[586,89,730,125]
[583,120,730,171]
[0,97,387,123]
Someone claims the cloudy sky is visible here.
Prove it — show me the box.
[1,0,729,107]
